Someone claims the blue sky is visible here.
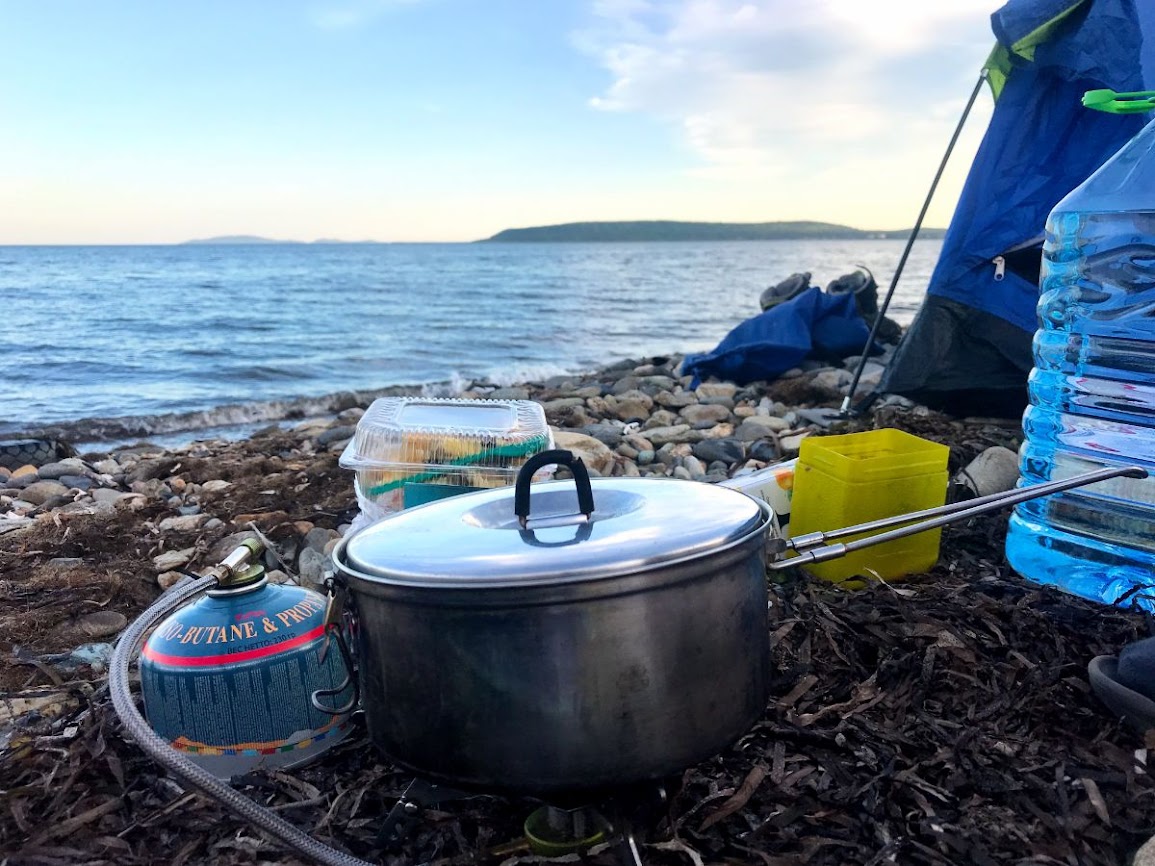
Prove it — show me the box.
[0,1,1142,243]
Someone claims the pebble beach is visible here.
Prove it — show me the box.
[8,346,1155,866]
[0,349,893,543]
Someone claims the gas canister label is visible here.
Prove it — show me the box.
[146,595,326,652]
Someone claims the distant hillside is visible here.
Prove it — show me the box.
[182,235,293,245]
[181,235,379,245]
[482,221,946,243]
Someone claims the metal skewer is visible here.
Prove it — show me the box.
[771,464,1146,571]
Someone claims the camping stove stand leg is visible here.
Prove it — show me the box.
[612,823,644,866]
[376,778,469,850]
[597,780,674,866]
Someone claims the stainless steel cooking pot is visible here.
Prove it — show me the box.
[333,449,1143,795]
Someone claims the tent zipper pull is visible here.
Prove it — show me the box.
[993,256,1006,281]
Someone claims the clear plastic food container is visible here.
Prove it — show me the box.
[341,397,554,522]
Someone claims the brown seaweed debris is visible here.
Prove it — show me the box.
[4,407,1155,864]
[4,531,1155,865]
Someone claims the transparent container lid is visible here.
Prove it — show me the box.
[340,397,553,485]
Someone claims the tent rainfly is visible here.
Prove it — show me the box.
[877,0,1148,418]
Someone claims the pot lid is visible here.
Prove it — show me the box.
[339,474,769,589]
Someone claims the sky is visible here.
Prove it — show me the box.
[0,1,1139,244]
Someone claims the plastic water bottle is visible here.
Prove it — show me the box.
[1005,109,1155,611]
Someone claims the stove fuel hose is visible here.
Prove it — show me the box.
[110,575,376,866]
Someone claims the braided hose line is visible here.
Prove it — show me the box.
[109,576,376,866]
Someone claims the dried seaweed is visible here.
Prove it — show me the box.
[3,413,1155,865]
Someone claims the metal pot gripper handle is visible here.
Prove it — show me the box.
[771,463,1148,571]
[514,449,595,529]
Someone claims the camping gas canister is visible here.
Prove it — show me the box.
[140,558,355,779]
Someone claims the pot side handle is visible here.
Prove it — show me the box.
[514,449,595,529]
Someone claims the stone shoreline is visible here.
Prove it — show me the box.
[0,349,893,541]
[0,347,912,672]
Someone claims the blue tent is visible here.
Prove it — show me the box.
[879,0,1148,417]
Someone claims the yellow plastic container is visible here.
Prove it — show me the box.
[787,429,949,585]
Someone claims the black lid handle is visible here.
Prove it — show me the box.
[514,449,595,529]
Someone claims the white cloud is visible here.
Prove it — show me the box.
[580,0,997,178]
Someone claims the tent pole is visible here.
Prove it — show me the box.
[841,68,991,416]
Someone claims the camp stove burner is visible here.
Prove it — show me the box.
[377,777,676,866]
[523,803,609,857]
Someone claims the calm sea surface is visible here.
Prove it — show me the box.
[0,240,942,445]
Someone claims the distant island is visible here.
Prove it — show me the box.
[482,221,947,243]
[181,235,375,245]
[182,235,293,245]
[180,222,949,246]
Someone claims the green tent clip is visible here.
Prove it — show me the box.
[1083,89,1155,114]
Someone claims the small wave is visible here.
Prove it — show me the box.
[420,372,474,398]
[485,361,587,386]
[218,364,311,382]
[420,361,588,390]
[12,386,429,445]
[178,346,230,358]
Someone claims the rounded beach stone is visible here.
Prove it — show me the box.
[680,403,731,425]
[18,480,70,506]
[157,570,186,590]
[36,459,89,480]
[78,611,128,639]
[693,438,745,465]
[571,426,617,452]
[682,456,707,479]
[153,548,196,572]
[1133,834,1155,866]
[695,382,737,400]
[551,430,616,476]
[297,547,329,588]
[748,440,780,463]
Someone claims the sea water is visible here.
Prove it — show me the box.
[0,240,939,449]
[1005,203,1155,610]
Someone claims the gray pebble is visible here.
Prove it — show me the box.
[580,424,623,449]
[693,438,746,465]
[489,387,530,400]
[748,441,780,463]
[126,458,179,484]
[682,456,707,478]
[317,425,357,447]
[304,526,339,553]
[37,460,89,480]
[610,376,640,396]
[681,403,731,425]
[78,610,128,639]
[91,488,135,505]
[297,547,329,588]
[19,480,70,505]
[645,425,692,446]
